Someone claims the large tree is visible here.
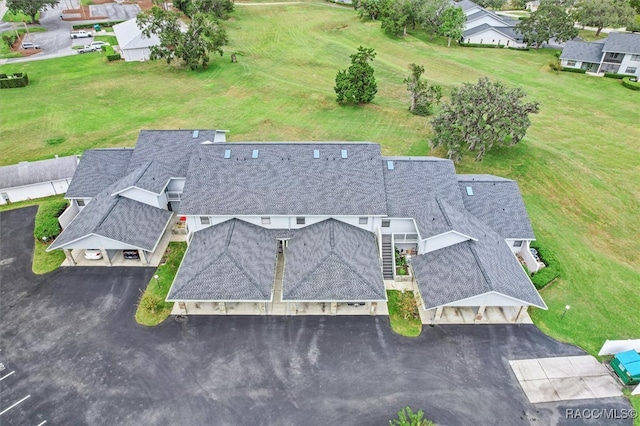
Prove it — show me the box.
[404,63,441,116]
[6,0,59,24]
[515,0,578,48]
[177,0,235,19]
[438,6,465,46]
[573,0,635,36]
[137,7,228,70]
[335,46,377,104]
[430,78,539,162]
[354,0,390,20]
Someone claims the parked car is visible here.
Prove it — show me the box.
[21,42,40,50]
[122,250,140,260]
[70,30,93,39]
[90,41,110,50]
[84,249,103,260]
[78,45,98,54]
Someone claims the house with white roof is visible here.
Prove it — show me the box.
[560,33,640,77]
[50,130,546,322]
[0,156,78,205]
[456,0,526,48]
[112,18,160,62]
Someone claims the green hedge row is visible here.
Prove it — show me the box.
[34,200,68,241]
[561,67,587,74]
[460,42,505,48]
[0,73,29,89]
[622,77,640,91]
[508,46,529,51]
[530,242,561,289]
[72,20,125,30]
[603,72,635,79]
[2,33,17,48]
[104,45,121,61]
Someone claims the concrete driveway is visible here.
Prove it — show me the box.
[0,207,633,425]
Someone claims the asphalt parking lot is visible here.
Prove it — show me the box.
[0,207,633,425]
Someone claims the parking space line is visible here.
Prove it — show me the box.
[0,371,15,381]
[36,421,47,426]
[0,395,31,415]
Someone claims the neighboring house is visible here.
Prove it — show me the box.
[526,1,540,12]
[50,130,546,322]
[113,18,160,62]
[0,156,78,205]
[560,33,640,77]
[456,0,526,48]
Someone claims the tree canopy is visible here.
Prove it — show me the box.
[6,0,59,24]
[573,0,635,36]
[335,46,378,105]
[174,0,234,19]
[404,63,441,116]
[430,78,539,162]
[438,6,465,46]
[137,6,228,70]
[515,0,578,47]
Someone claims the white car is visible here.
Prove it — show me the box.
[84,249,103,260]
[90,41,110,50]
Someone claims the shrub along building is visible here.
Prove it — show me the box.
[50,130,546,322]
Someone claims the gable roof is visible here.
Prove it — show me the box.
[412,220,546,310]
[50,177,172,251]
[457,175,534,239]
[0,156,78,190]
[463,23,520,40]
[602,32,640,55]
[65,149,133,198]
[560,40,604,63]
[166,219,277,301]
[455,0,482,14]
[113,18,160,50]
[283,219,386,301]
[179,143,388,216]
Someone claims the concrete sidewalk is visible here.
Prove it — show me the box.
[510,356,623,403]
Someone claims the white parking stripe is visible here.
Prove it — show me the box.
[0,371,15,381]
[0,395,31,415]
[36,421,47,426]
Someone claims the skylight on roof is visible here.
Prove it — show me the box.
[387,160,394,170]
[466,186,474,196]
[313,149,320,159]
[252,149,259,159]
[224,149,231,159]
[192,130,199,138]
[341,149,348,159]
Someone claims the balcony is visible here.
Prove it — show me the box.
[602,54,623,64]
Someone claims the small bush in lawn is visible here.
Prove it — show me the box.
[139,291,164,314]
[530,242,562,289]
[45,137,65,146]
[397,291,419,320]
[549,60,561,72]
[34,200,68,241]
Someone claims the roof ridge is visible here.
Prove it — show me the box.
[468,242,493,289]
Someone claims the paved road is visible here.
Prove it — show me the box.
[0,207,633,425]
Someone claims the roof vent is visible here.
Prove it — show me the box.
[387,160,394,170]
[192,130,199,138]
[313,149,320,159]
[201,140,213,145]
[224,149,231,159]
[341,149,348,159]
[466,186,474,196]
[252,149,259,159]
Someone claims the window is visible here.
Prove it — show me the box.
[382,219,391,228]
[632,55,640,62]
[513,240,523,247]
[200,216,210,225]
[566,60,576,67]
[296,217,305,225]
[261,217,271,225]
[625,67,637,74]
[359,217,368,225]
[77,199,85,207]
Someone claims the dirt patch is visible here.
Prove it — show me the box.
[10,34,41,56]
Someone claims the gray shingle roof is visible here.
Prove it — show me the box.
[455,0,481,13]
[463,23,520,40]
[0,156,77,189]
[559,40,604,63]
[50,177,172,251]
[166,219,277,301]
[412,218,546,310]
[457,175,534,239]
[283,219,386,301]
[179,143,387,216]
[383,157,475,239]
[65,149,133,198]
[603,32,640,55]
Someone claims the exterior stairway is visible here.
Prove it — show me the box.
[382,235,394,280]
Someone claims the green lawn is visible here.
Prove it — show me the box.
[135,242,187,326]
[387,290,422,337]
[1,1,639,395]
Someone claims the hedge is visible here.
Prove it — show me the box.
[104,45,121,61]
[0,73,29,89]
[603,72,636,79]
[530,242,561,289]
[622,76,640,91]
[72,20,125,30]
[561,67,587,74]
[34,200,68,241]
[508,46,529,51]
[460,42,505,48]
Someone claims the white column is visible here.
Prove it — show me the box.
[218,302,226,314]
[64,249,76,266]
[139,250,148,265]
[516,306,528,323]
[475,305,486,323]
[330,302,337,315]
[100,248,111,266]
[370,302,377,316]
[433,306,443,325]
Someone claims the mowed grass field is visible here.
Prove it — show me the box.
[1,3,639,358]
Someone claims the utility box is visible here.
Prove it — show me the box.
[610,350,640,385]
